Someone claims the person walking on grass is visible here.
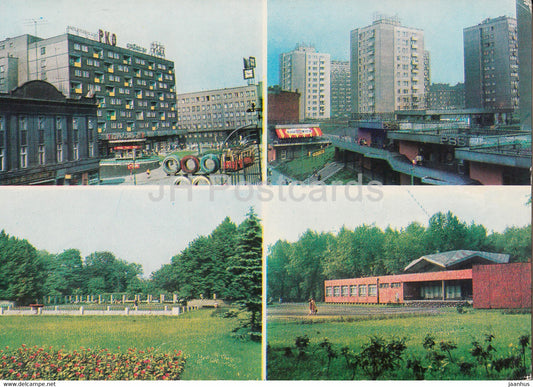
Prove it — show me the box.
[308,297,318,315]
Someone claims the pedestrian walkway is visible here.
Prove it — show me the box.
[305,162,344,184]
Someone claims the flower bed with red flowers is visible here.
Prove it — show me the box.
[0,345,186,380]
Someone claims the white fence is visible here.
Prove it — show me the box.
[0,305,200,316]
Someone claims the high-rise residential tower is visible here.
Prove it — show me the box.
[350,15,427,117]
[516,0,532,130]
[330,60,351,120]
[463,16,519,111]
[279,44,330,121]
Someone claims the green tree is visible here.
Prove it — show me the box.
[0,230,47,305]
[171,236,211,299]
[206,217,238,299]
[38,250,63,296]
[425,212,468,252]
[287,230,331,301]
[163,217,242,301]
[322,227,356,280]
[267,240,292,302]
[150,263,179,293]
[227,209,263,339]
[487,225,532,262]
[84,251,142,293]
[382,222,429,274]
[55,249,85,295]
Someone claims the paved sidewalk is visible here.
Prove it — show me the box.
[306,162,344,184]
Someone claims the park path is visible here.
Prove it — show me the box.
[268,303,447,318]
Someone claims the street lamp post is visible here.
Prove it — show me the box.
[411,159,416,185]
[133,149,137,185]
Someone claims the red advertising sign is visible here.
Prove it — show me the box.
[114,145,141,150]
[127,163,140,170]
[275,127,323,139]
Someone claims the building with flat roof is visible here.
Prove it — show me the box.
[0,80,99,185]
[325,250,531,309]
[280,44,331,121]
[268,85,300,125]
[330,109,530,185]
[428,83,465,110]
[517,0,532,130]
[463,17,519,112]
[176,83,262,149]
[330,60,351,120]
[0,56,18,93]
[350,15,428,116]
[0,29,180,156]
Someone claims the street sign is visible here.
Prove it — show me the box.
[127,163,140,170]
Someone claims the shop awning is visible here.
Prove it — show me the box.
[275,127,323,139]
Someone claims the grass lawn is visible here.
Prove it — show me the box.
[267,305,531,380]
[0,309,261,380]
[275,146,334,181]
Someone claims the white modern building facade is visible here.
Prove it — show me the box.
[176,84,261,147]
[279,44,331,121]
[350,15,428,116]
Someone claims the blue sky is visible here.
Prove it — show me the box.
[0,187,258,276]
[263,186,531,246]
[0,186,529,275]
[268,0,517,86]
[1,0,264,93]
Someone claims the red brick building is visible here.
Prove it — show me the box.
[325,250,531,309]
[473,262,531,309]
[267,86,300,126]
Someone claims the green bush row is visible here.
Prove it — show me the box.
[268,332,530,380]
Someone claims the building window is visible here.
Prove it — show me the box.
[56,144,63,162]
[358,285,367,296]
[71,82,82,94]
[20,128,27,147]
[341,285,349,297]
[20,147,28,168]
[368,284,377,297]
[38,128,45,145]
[73,143,79,160]
[38,145,46,165]
[333,286,340,297]
[350,285,357,296]
[70,55,82,67]
[106,110,116,121]
[40,46,46,55]
[326,287,333,297]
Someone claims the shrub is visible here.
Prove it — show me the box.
[356,336,407,380]
[0,345,186,380]
[294,335,310,360]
